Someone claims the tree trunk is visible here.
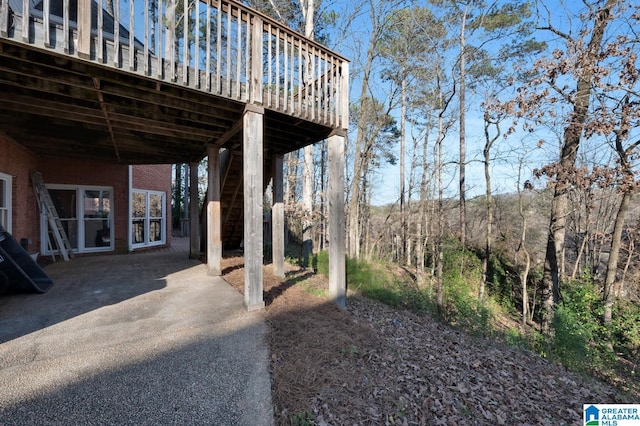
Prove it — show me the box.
[603,191,630,325]
[416,131,430,286]
[458,6,467,249]
[539,0,615,334]
[400,75,407,265]
[301,0,315,268]
[284,151,299,208]
[480,114,498,301]
[348,6,378,260]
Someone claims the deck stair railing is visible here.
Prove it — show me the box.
[0,0,348,128]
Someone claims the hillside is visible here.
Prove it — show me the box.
[221,257,634,425]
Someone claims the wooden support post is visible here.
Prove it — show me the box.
[243,104,265,310]
[189,161,200,259]
[328,133,346,309]
[207,145,222,275]
[272,154,284,278]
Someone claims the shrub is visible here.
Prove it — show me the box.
[549,279,607,371]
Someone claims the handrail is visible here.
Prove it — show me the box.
[0,0,349,129]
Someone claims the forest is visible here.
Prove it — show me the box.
[173,0,640,391]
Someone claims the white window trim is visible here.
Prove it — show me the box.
[41,184,114,255]
[130,189,166,250]
[0,172,12,233]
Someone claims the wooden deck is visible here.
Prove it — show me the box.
[0,0,348,164]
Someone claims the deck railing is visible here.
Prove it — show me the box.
[0,0,349,129]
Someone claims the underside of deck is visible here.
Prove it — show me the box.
[0,40,336,165]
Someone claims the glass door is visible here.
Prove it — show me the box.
[131,190,166,248]
[43,186,114,254]
[83,190,112,249]
[49,188,78,250]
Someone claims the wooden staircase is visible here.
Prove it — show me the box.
[200,150,273,251]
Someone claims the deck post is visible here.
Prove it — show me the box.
[272,154,284,278]
[189,161,200,259]
[207,145,222,275]
[328,132,346,309]
[243,104,265,310]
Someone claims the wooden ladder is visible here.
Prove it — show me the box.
[30,171,73,261]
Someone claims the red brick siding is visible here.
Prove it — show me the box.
[132,164,172,192]
[0,135,39,245]
[1,132,173,253]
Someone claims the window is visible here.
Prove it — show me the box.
[0,172,12,233]
[131,190,166,249]
[43,185,113,254]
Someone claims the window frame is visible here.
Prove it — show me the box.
[0,172,12,233]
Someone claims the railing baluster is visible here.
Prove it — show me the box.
[225,1,230,97]
[114,0,120,67]
[42,0,50,46]
[235,6,241,99]
[291,36,296,115]
[323,52,328,125]
[216,0,222,94]
[63,0,69,53]
[283,33,287,112]
[206,1,211,91]
[182,0,188,84]
[267,23,272,107]
[0,0,8,37]
[21,0,28,43]
[245,11,250,102]
[156,0,162,78]
[78,0,91,58]
[329,56,338,125]
[97,0,104,63]
[129,0,135,70]
[194,0,199,88]
[275,28,280,110]
[168,0,175,81]
[299,39,305,117]
[144,0,149,74]
[311,46,316,120]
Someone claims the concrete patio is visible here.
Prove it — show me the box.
[0,238,273,425]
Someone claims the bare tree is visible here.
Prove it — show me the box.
[506,0,621,333]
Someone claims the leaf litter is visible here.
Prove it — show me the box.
[221,256,632,425]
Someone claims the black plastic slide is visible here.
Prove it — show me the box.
[0,225,54,294]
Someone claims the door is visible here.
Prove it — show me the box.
[131,190,166,249]
[43,186,114,254]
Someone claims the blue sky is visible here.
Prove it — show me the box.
[323,0,640,205]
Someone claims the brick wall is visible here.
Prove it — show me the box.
[0,134,39,246]
[1,132,173,253]
[132,164,172,192]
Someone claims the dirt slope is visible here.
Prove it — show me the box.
[221,257,628,425]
